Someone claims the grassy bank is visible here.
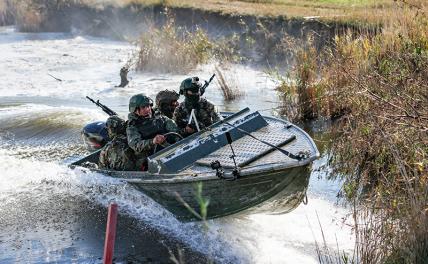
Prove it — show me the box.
[9,0,402,28]
[123,0,393,24]
[275,1,427,262]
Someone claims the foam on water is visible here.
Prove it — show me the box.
[0,149,245,262]
[216,197,354,263]
[0,103,105,125]
[0,28,135,98]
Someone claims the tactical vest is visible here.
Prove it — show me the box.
[131,116,169,140]
[182,99,214,128]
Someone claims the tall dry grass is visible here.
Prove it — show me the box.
[9,0,78,32]
[214,65,243,101]
[272,35,330,122]
[135,9,242,74]
[0,0,11,25]
[284,1,428,263]
[275,1,427,262]
[12,0,44,31]
[136,11,213,73]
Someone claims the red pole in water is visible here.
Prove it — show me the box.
[103,203,118,264]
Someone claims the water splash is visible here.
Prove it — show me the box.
[0,149,244,262]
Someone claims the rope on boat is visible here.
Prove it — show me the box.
[223,121,306,161]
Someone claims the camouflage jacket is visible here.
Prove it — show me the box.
[99,135,136,171]
[126,112,179,168]
[173,98,220,136]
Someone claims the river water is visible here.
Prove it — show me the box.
[0,26,354,263]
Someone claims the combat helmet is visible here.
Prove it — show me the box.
[155,90,180,107]
[106,115,126,137]
[129,93,153,113]
[179,77,202,95]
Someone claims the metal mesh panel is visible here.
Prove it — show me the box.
[196,124,296,168]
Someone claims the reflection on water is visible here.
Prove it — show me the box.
[0,27,354,263]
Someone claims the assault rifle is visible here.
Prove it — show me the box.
[86,96,118,116]
[200,74,216,96]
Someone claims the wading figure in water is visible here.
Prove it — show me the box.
[116,67,129,87]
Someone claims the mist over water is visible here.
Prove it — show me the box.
[0,26,354,263]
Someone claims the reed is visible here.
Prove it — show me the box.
[272,35,328,121]
[135,11,213,74]
[10,0,78,32]
[274,1,427,262]
[12,0,44,32]
[317,1,428,262]
[0,0,10,25]
[214,65,243,101]
[134,9,243,73]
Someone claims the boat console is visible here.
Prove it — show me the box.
[147,108,272,173]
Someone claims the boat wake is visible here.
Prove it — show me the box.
[0,148,245,263]
[0,103,106,161]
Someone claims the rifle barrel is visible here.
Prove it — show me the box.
[86,96,118,116]
[201,74,216,95]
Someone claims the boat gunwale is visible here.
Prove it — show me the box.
[70,112,320,184]
[72,154,318,185]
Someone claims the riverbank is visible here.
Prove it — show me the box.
[1,0,382,67]
[1,0,396,27]
[276,2,427,262]
[122,0,393,24]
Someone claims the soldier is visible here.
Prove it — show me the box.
[155,89,180,119]
[117,66,129,87]
[127,93,180,171]
[173,77,220,137]
[99,115,136,171]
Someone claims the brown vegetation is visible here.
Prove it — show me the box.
[134,9,243,74]
[272,35,327,122]
[123,0,394,24]
[214,65,243,101]
[8,0,78,32]
[275,1,427,262]
[135,13,213,73]
[5,0,427,262]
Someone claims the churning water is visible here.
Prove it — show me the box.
[0,26,354,263]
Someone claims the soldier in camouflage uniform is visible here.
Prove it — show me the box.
[154,89,180,119]
[99,115,136,171]
[173,77,220,137]
[127,93,180,171]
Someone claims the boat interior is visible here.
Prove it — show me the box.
[73,108,319,176]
